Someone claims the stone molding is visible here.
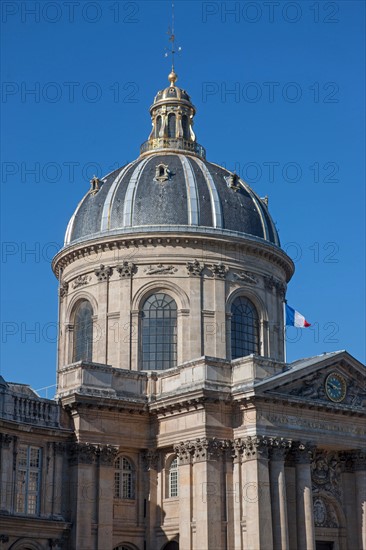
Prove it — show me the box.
[186,259,204,276]
[174,438,230,464]
[94,264,113,281]
[234,436,293,462]
[116,261,137,277]
[59,281,69,299]
[292,442,315,464]
[68,442,118,466]
[210,262,228,279]
[264,275,286,298]
[142,450,159,471]
[52,234,294,281]
[174,436,296,464]
[0,433,14,449]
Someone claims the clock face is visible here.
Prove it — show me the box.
[325,372,347,402]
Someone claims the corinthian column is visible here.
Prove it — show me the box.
[270,441,291,550]
[294,444,315,550]
[174,442,193,550]
[242,436,273,550]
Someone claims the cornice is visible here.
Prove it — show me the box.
[52,231,294,281]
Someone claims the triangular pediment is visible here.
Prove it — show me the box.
[255,351,366,411]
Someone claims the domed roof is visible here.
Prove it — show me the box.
[65,154,279,246]
[64,72,280,248]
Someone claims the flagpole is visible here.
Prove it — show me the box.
[283,299,287,364]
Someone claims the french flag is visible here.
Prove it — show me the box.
[285,304,311,328]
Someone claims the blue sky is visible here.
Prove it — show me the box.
[1,0,365,395]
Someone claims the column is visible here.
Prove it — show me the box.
[294,444,315,550]
[270,445,290,550]
[0,434,15,513]
[242,436,273,550]
[68,442,98,550]
[354,450,366,550]
[285,461,297,550]
[116,262,136,370]
[97,445,119,549]
[186,264,203,360]
[94,264,112,364]
[232,440,244,549]
[191,438,224,550]
[175,443,193,550]
[213,264,227,359]
[53,442,65,516]
[143,450,159,550]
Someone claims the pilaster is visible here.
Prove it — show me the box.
[294,443,316,550]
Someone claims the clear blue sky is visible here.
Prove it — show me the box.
[1,0,365,395]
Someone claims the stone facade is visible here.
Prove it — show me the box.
[1,71,365,550]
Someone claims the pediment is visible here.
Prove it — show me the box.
[255,351,366,411]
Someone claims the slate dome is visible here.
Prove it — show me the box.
[64,71,280,248]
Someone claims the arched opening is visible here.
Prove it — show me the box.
[155,115,162,138]
[73,300,93,362]
[167,113,176,138]
[231,296,259,358]
[182,115,189,139]
[141,293,177,370]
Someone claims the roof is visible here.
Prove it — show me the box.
[65,153,280,247]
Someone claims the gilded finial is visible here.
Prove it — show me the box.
[168,69,178,86]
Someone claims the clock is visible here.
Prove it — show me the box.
[325,372,347,402]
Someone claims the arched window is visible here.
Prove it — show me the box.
[73,300,93,362]
[231,296,259,359]
[114,457,135,500]
[155,115,162,138]
[182,115,189,139]
[167,113,176,138]
[168,457,179,498]
[141,293,177,370]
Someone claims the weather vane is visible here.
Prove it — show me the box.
[164,2,182,73]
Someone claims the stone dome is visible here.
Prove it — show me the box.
[64,72,280,248]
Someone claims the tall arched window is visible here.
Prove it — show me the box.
[141,293,177,370]
[168,457,179,498]
[167,113,176,138]
[231,296,259,359]
[114,457,135,500]
[73,300,93,362]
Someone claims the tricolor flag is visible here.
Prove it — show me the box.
[285,304,311,328]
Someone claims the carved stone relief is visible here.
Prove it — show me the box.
[210,262,228,279]
[231,270,259,284]
[144,264,177,275]
[72,274,91,289]
[59,281,69,298]
[311,450,342,501]
[313,497,338,528]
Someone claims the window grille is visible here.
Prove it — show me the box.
[16,445,41,515]
[141,293,177,370]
